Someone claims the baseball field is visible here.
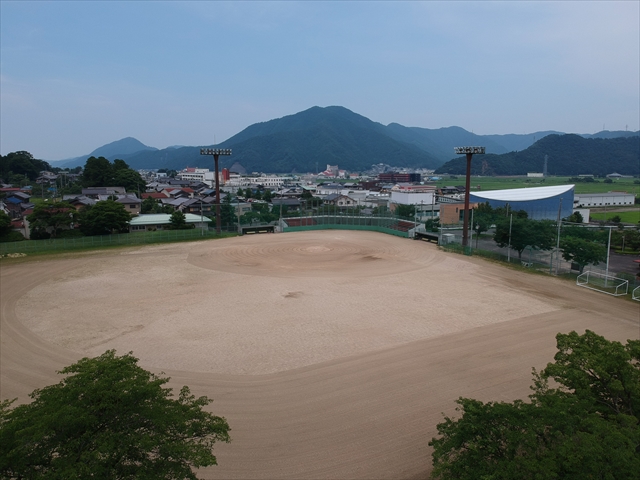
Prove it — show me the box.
[1,230,638,479]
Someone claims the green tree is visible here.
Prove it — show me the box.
[430,331,640,480]
[612,229,640,253]
[78,200,132,236]
[82,156,113,187]
[565,211,584,223]
[26,202,78,238]
[395,204,415,219]
[112,168,146,193]
[472,202,494,247]
[424,218,440,232]
[141,196,160,214]
[0,151,52,182]
[220,195,236,229]
[262,189,273,202]
[494,217,555,260]
[560,236,607,273]
[0,210,12,237]
[0,350,230,479]
[169,211,193,230]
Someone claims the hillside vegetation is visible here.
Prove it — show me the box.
[435,134,639,176]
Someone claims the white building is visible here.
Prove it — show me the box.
[390,191,436,207]
[574,192,635,207]
[176,167,227,187]
[247,175,290,188]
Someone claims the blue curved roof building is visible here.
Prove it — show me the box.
[469,185,575,220]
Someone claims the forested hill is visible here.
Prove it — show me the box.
[124,106,443,173]
[434,134,640,176]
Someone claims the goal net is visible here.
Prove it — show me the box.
[576,270,629,297]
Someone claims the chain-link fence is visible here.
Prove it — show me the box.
[437,224,640,292]
[0,227,236,256]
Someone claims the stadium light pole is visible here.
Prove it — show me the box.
[454,146,485,248]
[200,148,232,235]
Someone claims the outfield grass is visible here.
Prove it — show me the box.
[432,176,640,195]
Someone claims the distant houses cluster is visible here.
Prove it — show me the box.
[1,163,636,241]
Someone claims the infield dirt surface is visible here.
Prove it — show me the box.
[2,230,638,479]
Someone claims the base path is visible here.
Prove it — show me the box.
[2,231,638,479]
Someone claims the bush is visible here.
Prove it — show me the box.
[56,228,85,238]
[0,231,25,243]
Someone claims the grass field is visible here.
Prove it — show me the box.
[432,176,640,195]
[590,210,640,224]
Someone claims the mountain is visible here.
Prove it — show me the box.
[434,134,640,176]
[89,137,157,158]
[44,107,639,174]
[49,137,157,168]
[123,106,443,173]
[383,124,511,162]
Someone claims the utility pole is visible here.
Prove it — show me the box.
[454,146,485,249]
[200,148,232,234]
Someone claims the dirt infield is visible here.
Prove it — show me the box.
[1,230,638,479]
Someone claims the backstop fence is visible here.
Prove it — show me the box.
[280,209,417,238]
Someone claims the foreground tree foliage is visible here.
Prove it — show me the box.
[0,351,231,479]
[429,331,640,480]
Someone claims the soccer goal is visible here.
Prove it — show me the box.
[576,270,629,296]
[633,286,640,302]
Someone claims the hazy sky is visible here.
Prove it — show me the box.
[1,1,638,160]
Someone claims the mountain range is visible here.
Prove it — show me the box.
[49,106,639,174]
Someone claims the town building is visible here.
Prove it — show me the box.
[469,185,575,220]
[378,172,421,183]
[128,214,209,232]
[574,192,635,207]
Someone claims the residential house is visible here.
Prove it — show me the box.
[323,193,357,208]
[82,187,126,198]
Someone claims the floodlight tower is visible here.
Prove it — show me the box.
[200,148,232,234]
[453,146,485,248]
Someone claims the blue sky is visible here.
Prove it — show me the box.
[1,1,638,161]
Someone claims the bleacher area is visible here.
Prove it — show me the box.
[390,221,415,232]
[283,218,318,227]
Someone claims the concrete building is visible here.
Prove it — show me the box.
[439,202,478,225]
[574,192,635,208]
